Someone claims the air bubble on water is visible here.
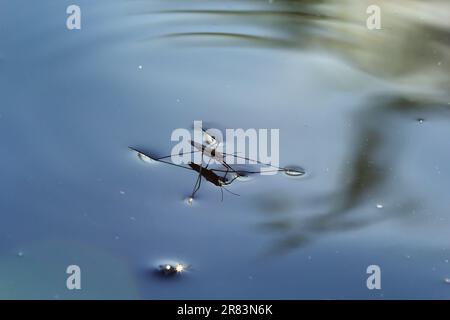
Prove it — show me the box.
[186,197,194,205]
[284,167,306,177]
[444,278,450,284]
[417,118,425,124]
[138,65,143,70]
[376,204,384,209]
[17,251,24,257]
[119,190,125,195]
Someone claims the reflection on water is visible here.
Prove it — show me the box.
[0,0,449,299]
[136,0,449,96]
[258,95,450,254]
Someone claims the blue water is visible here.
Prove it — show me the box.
[0,0,449,299]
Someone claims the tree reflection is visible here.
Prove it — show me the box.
[256,96,450,254]
[143,0,449,94]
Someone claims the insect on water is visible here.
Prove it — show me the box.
[129,127,305,202]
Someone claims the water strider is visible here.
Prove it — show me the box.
[129,129,305,202]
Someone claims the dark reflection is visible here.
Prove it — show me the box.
[160,32,295,48]
[150,268,184,281]
[257,96,450,254]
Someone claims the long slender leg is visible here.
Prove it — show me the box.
[223,166,230,182]
[190,151,204,199]
[191,147,216,198]
[205,145,240,177]
[190,173,202,199]
[223,186,240,196]
[204,157,212,169]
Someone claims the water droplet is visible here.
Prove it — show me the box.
[284,167,305,177]
[417,118,425,124]
[157,262,189,276]
[17,251,24,257]
[119,190,125,195]
[444,278,450,284]
[158,264,178,276]
[186,197,194,205]
[376,204,384,209]
[138,65,143,69]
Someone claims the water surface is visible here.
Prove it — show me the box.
[0,0,449,299]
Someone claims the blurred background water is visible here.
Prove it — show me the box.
[0,0,449,299]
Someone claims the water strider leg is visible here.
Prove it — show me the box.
[190,172,202,199]
[190,152,204,199]
[190,154,212,199]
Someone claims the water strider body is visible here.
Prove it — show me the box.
[188,162,227,187]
